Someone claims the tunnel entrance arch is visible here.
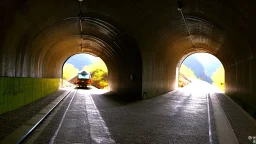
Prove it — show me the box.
[176,51,225,92]
[61,53,109,89]
[38,16,142,100]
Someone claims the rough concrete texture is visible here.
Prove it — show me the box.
[0,0,256,113]
[0,77,60,114]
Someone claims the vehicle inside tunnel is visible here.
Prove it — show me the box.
[177,52,225,92]
[62,53,109,89]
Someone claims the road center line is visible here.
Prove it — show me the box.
[85,94,115,144]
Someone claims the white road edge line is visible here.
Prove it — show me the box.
[49,89,77,144]
[207,94,213,144]
[23,90,73,144]
[0,88,73,144]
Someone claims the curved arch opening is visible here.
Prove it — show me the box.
[62,53,109,90]
[176,52,225,93]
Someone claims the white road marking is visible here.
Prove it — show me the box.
[84,93,115,144]
[207,94,213,144]
[49,90,77,144]
[210,93,239,144]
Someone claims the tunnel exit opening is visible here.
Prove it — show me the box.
[176,52,225,93]
[61,53,109,90]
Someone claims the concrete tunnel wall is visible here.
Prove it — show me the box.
[0,78,59,114]
[0,0,256,116]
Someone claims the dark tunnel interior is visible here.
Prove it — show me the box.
[0,0,256,116]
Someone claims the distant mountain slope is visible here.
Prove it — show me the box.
[193,53,222,77]
[65,54,93,70]
[183,55,213,83]
[202,60,221,77]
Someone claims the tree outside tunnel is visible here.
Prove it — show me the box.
[178,52,225,92]
[62,53,109,89]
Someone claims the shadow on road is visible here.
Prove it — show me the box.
[90,91,141,110]
[75,86,93,90]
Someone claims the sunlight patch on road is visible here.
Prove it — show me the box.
[84,93,115,144]
[182,79,224,95]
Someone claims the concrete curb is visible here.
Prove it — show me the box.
[0,88,73,144]
[209,93,239,144]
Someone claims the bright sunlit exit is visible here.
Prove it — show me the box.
[62,53,108,89]
[178,53,225,92]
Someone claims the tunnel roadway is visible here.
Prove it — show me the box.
[1,83,256,144]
